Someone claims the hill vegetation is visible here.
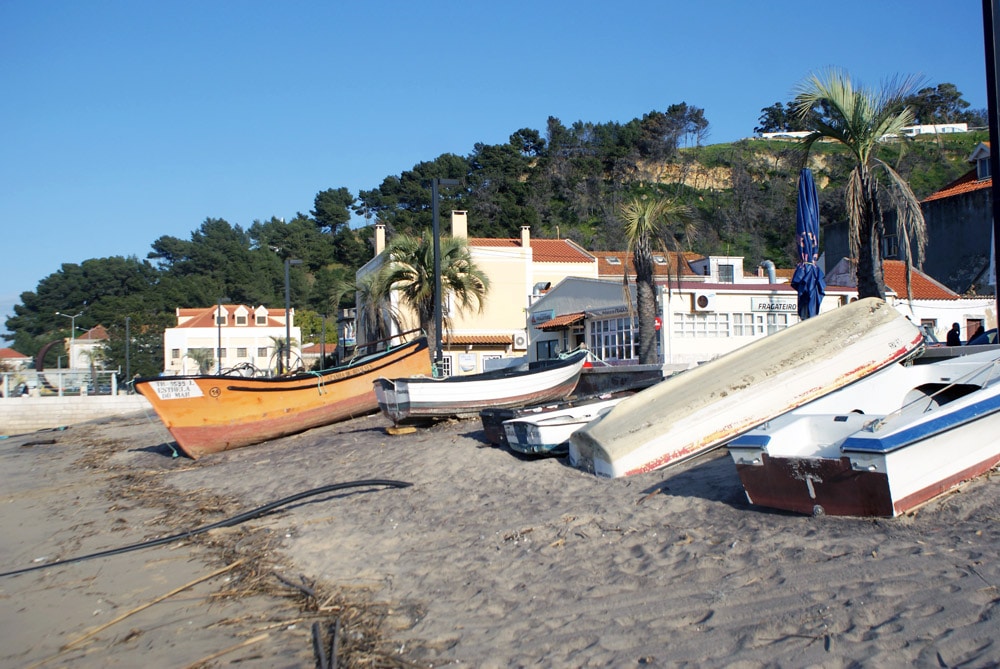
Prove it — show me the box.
[3,87,988,376]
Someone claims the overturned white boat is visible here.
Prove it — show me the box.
[728,348,1000,517]
[569,298,925,478]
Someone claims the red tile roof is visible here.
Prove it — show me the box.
[922,169,992,203]
[175,305,286,328]
[536,312,586,331]
[0,347,28,360]
[591,250,698,278]
[883,260,959,299]
[470,238,594,263]
[442,334,514,346]
[77,325,109,341]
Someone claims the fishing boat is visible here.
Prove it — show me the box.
[569,298,925,478]
[373,350,588,423]
[135,335,431,459]
[728,348,1000,517]
[502,394,627,456]
[479,387,648,448]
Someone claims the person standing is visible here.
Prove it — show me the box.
[946,323,961,346]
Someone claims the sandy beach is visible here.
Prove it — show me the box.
[3,408,1000,668]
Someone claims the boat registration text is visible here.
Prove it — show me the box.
[149,379,205,400]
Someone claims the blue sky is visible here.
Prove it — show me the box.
[0,1,989,339]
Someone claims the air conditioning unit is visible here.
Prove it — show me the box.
[693,291,717,312]
[512,330,528,350]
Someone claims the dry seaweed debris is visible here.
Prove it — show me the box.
[71,424,421,668]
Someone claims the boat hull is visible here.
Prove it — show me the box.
[729,349,1000,516]
[569,298,924,478]
[135,337,431,458]
[374,351,587,422]
[503,396,626,456]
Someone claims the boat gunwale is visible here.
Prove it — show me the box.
[841,390,1000,455]
[136,337,428,394]
[380,350,588,388]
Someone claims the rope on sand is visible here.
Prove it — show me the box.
[0,479,413,578]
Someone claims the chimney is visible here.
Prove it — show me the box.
[520,225,530,248]
[452,210,468,239]
[375,223,386,256]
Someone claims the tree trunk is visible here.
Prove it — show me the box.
[855,171,887,300]
[636,277,659,364]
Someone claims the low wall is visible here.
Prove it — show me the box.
[0,395,154,436]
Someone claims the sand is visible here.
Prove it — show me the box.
[2,409,1000,668]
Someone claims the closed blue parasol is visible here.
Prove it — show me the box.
[790,168,826,319]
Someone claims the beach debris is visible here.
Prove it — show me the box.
[49,560,245,658]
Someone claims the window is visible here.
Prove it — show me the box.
[217,348,226,359]
[256,315,268,325]
[718,264,735,283]
[673,313,731,338]
[236,347,247,358]
[536,339,560,360]
[588,315,646,361]
[171,348,180,359]
[257,347,268,357]
[978,157,992,181]
[437,355,453,377]
[766,313,790,335]
[882,235,899,259]
[732,313,751,336]
[216,314,226,325]
[236,315,247,325]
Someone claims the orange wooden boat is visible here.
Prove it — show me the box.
[135,336,430,458]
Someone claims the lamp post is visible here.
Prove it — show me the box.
[55,311,83,369]
[431,178,460,372]
[284,258,303,373]
[321,314,327,369]
[125,316,131,385]
[215,297,231,374]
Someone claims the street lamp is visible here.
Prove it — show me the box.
[321,314,327,369]
[216,297,230,374]
[125,316,131,384]
[431,178,460,373]
[55,311,83,369]
[284,258,303,373]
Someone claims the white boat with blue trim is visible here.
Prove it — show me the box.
[502,394,627,456]
[728,348,1000,517]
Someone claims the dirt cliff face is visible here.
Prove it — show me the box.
[636,160,731,190]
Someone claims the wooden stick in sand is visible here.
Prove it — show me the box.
[61,559,244,651]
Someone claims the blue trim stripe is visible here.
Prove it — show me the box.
[842,392,1000,455]
[728,433,771,448]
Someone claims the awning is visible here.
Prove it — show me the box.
[442,334,515,346]
[536,312,586,331]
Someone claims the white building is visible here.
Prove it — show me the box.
[68,325,109,370]
[529,254,995,372]
[162,304,301,375]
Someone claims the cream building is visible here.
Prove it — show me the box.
[162,304,301,375]
[356,211,599,376]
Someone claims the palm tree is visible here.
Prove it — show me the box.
[793,68,927,300]
[186,348,215,375]
[269,336,300,374]
[377,233,490,366]
[355,271,402,346]
[620,194,696,364]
